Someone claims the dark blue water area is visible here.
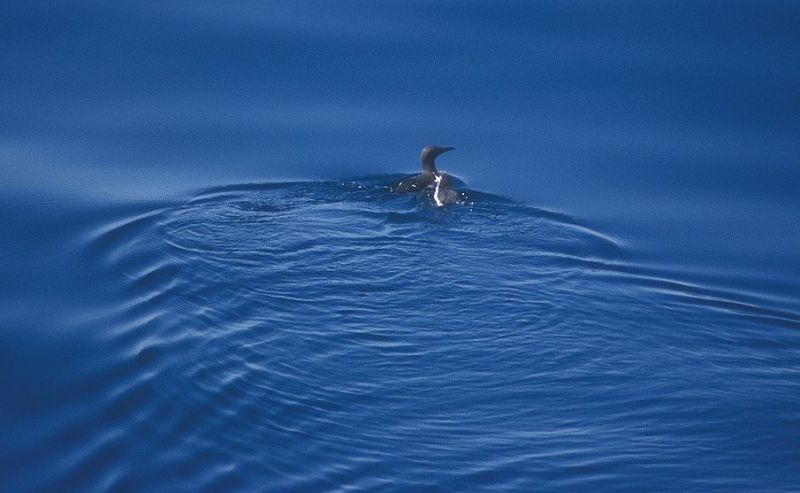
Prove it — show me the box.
[2,1,800,492]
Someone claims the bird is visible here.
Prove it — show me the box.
[394,146,454,193]
[432,172,459,207]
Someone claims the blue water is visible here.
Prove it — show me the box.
[2,1,800,491]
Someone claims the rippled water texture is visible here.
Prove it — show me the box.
[2,0,800,491]
[3,179,798,491]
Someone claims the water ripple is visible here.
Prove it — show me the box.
[18,177,800,492]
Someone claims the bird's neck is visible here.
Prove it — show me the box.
[421,156,437,173]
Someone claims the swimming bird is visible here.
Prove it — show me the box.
[394,145,454,193]
[432,172,459,207]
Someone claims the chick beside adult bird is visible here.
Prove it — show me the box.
[433,172,459,206]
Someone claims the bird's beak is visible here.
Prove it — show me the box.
[438,146,455,154]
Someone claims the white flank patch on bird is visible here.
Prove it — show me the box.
[433,173,444,207]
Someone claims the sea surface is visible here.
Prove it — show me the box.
[1,1,799,492]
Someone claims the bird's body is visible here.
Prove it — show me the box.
[433,172,459,206]
[394,172,435,193]
[394,146,454,193]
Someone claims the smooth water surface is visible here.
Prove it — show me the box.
[1,1,799,492]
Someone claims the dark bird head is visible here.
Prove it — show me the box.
[420,145,454,173]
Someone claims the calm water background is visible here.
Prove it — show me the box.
[1,1,799,491]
